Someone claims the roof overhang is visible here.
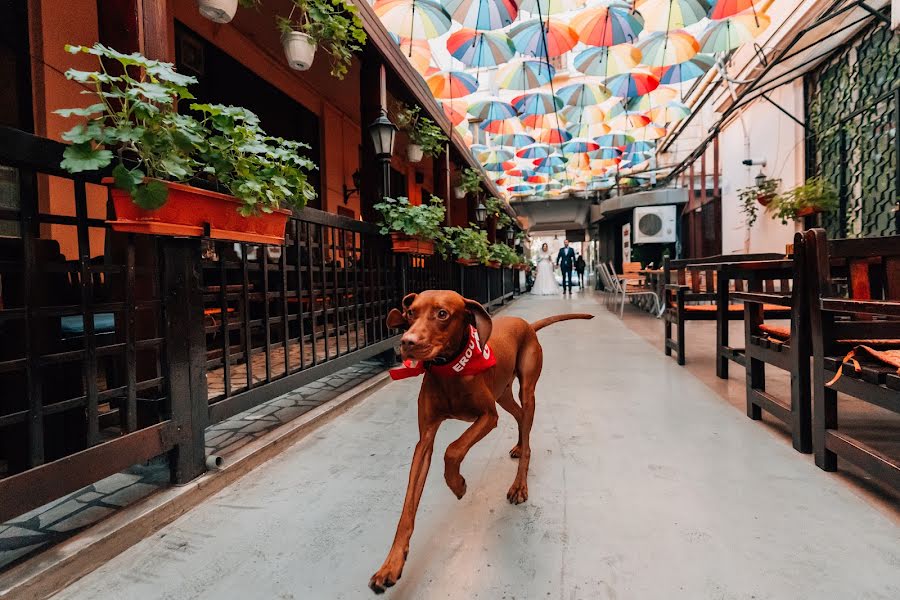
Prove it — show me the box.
[509,196,594,232]
[592,188,688,222]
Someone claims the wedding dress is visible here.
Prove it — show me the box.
[531,250,560,295]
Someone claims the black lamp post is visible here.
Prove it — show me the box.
[369,110,397,199]
[474,199,488,225]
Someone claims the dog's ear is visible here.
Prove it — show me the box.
[464,298,492,351]
[386,309,407,329]
[401,293,418,310]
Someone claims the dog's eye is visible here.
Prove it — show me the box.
[436,309,449,320]
[406,310,415,320]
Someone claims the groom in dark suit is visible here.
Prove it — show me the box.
[556,239,576,294]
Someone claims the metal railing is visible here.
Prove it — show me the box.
[0,128,518,523]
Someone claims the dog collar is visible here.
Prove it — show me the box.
[390,326,496,380]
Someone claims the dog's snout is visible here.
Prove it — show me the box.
[400,332,419,350]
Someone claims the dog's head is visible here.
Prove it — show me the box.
[386,290,492,364]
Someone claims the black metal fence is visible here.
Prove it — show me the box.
[0,128,519,523]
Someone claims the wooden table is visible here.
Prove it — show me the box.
[636,269,664,313]
[686,259,793,379]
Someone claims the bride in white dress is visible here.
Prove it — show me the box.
[531,243,561,295]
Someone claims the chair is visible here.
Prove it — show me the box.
[604,262,662,318]
[805,228,900,488]
[733,232,811,453]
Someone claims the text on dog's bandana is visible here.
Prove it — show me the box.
[389,326,496,380]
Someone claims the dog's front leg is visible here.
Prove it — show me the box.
[444,410,498,499]
[369,420,441,594]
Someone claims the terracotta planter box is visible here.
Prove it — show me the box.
[390,233,434,256]
[107,180,291,245]
[456,258,479,266]
[487,260,501,269]
[796,206,819,218]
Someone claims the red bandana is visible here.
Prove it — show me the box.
[389,326,496,380]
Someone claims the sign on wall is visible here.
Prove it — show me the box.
[622,223,631,263]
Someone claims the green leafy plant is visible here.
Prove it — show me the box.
[374,195,446,239]
[484,197,504,218]
[459,167,483,194]
[393,103,447,157]
[767,176,839,224]
[496,210,514,230]
[276,0,366,80]
[55,44,317,214]
[737,177,780,227]
[442,225,490,263]
[489,242,520,266]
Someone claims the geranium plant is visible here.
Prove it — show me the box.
[767,177,839,224]
[373,195,446,239]
[442,225,490,264]
[394,103,447,158]
[276,0,366,80]
[55,44,316,215]
[489,242,520,266]
[459,167,483,194]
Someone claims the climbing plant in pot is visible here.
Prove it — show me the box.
[443,225,490,266]
[489,242,519,268]
[276,0,366,78]
[374,195,446,256]
[766,177,839,224]
[737,177,780,227]
[56,44,316,244]
[458,167,483,197]
[394,104,447,163]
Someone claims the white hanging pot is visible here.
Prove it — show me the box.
[454,186,466,199]
[407,144,424,163]
[282,31,317,71]
[197,0,238,23]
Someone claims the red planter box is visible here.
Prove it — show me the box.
[390,233,435,256]
[456,258,479,266]
[107,180,291,245]
[486,260,501,269]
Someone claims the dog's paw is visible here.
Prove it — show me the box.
[445,473,467,499]
[509,445,521,459]
[507,481,528,504]
[369,563,403,595]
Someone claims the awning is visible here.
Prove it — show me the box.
[591,188,688,223]
[719,0,891,119]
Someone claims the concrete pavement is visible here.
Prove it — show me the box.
[52,293,900,600]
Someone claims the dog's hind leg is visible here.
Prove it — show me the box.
[497,386,524,458]
[508,340,542,505]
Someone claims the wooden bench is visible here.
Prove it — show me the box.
[735,232,811,453]
[805,228,900,489]
[662,253,788,366]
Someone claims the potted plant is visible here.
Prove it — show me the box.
[374,195,446,255]
[459,167,483,197]
[767,177,839,224]
[489,242,519,268]
[394,104,447,163]
[276,0,366,79]
[738,177,780,227]
[56,44,316,244]
[443,225,490,265]
[198,0,239,23]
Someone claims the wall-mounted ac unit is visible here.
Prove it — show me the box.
[632,205,677,244]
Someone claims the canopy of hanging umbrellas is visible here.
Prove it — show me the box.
[369,0,772,199]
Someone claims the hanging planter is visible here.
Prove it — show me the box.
[390,232,434,256]
[107,180,291,245]
[197,0,238,23]
[756,192,776,207]
[454,186,466,199]
[407,143,424,163]
[282,31,317,71]
[375,195,445,257]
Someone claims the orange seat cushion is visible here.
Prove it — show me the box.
[681,303,788,312]
[759,324,791,340]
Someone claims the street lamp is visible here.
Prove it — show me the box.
[368,110,397,198]
[506,227,515,242]
[474,200,488,225]
[755,171,767,188]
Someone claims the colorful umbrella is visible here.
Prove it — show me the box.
[637,30,699,67]
[647,101,691,123]
[556,82,612,107]
[654,53,716,84]
[533,162,567,174]
[507,184,534,193]
[534,155,569,168]
[506,166,537,177]
[625,87,678,111]
[535,127,573,144]
[497,59,556,90]
[561,104,607,124]
[589,147,623,159]
[570,4,644,47]
[426,70,479,98]
[566,121,611,138]
[572,45,642,77]
[470,143,490,156]
[374,0,452,39]
[605,71,660,98]
[699,12,771,53]
[479,148,515,163]
[628,124,668,140]
[480,117,524,134]
[624,140,657,153]
[518,0,587,16]
[439,100,469,126]
[562,138,601,153]
[520,113,562,129]
[493,133,537,146]
[594,132,635,147]
[639,0,711,32]
[608,112,651,129]
[467,98,518,122]
[447,29,516,67]
[509,19,578,59]
[394,36,433,73]
[513,92,564,116]
[483,160,516,171]
[708,0,761,20]
[516,143,554,159]
[442,0,518,31]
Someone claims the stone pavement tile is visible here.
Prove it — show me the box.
[103,483,159,508]
[92,473,141,495]
[47,506,114,533]
[37,500,84,529]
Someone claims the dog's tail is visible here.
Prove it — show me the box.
[530,313,594,332]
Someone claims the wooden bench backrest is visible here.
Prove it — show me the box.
[664,253,785,299]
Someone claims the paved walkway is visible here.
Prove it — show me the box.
[53,293,899,600]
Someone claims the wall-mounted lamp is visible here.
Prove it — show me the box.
[474,200,488,225]
[754,171,768,188]
[343,170,361,204]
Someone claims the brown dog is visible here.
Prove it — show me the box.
[369,290,593,594]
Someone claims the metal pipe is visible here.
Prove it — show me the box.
[206,455,224,471]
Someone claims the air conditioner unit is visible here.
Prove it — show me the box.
[632,205,677,244]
